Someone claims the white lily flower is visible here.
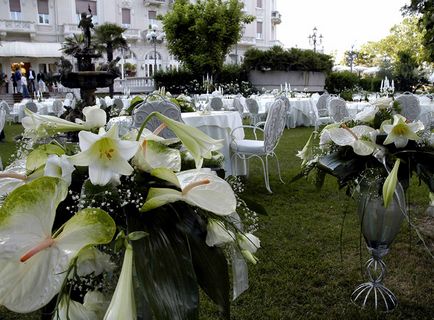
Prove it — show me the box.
[328,125,377,156]
[104,243,136,320]
[296,131,316,167]
[44,154,75,186]
[76,105,107,130]
[382,114,424,148]
[383,159,400,208]
[205,219,235,247]
[141,168,236,216]
[145,112,223,168]
[69,125,139,186]
[237,233,261,265]
[55,291,108,320]
[75,247,116,277]
[0,177,116,312]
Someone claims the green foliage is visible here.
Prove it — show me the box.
[359,76,382,92]
[242,46,333,72]
[393,50,421,92]
[162,0,253,75]
[324,71,359,94]
[93,23,127,62]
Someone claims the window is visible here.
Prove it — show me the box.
[256,0,262,8]
[9,0,21,20]
[148,10,157,26]
[75,0,97,24]
[37,0,49,24]
[122,8,131,28]
[256,21,263,39]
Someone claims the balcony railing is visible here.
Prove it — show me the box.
[0,19,36,35]
[144,0,166,6]
[63,24,81,36]
[269,40,284,47]
[271,11,282,24]
[123,28,141,41]
[239,36,256,46]
[113,77,155,93]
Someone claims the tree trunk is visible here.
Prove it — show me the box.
[107,43,114,97]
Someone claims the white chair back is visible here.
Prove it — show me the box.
[329,97,349,122]
[25,101,38,113]
[395,92,421,121]
[263,99,285,153]
[210,97,223,111]
[233,97,244,116]
[52,100,64,117]
[316,93,330,117]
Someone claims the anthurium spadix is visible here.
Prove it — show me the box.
[141,168,236,216]
[328,125,377,156]
[69,125,139,186]
[0,177,116,313]
[138,112,223,168]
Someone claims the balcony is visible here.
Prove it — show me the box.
[123,28,141,41]
[271,11,282,24]
[144,0,165,6]
[269,40,284,47]
[63,24,81,37]
[0,19,36,38]
[239,36,256,46]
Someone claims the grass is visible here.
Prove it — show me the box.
[1,124,434,319]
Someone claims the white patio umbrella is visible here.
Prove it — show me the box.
[332,65,351,72]
[362,66,380,75]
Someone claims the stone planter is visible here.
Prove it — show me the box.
[248,70,326,92]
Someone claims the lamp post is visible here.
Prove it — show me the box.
[146,24,165,76]
[308,27,323,53]
[348,44,356,73]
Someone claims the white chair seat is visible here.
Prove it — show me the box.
[231,139,265,154]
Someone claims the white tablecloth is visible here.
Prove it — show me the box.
[181,111,244,176]
[346,102,372,118]
[0,109,5,133]
[13,99,58,122]
[288,98,316,128]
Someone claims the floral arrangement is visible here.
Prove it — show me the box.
[0,105,261,319]
[297,97,434,204]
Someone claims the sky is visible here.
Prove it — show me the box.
[276,0,410,62]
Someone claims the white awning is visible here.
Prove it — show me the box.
[0,41,62,58]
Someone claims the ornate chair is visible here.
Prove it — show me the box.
[210,97,223,111]
[230,99,287,193]
[328,97,349,122]
[25,101,38,113]
[395,92,421,121]
[0,100,19,124]
[49,100,64,117]
[132,94,183,139]
[314,93,333,129]
[245,98,262,125]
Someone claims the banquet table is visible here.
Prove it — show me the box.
[287,98,316,128]
[181,111,244,176]
[13,99,59,122]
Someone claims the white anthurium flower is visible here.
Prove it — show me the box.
[144,112,223,168]
[382,114,424,148]
[55,291,108,320]
[75,246,116,277]
[205,219,235,247]
[141,168,236,216]
[103,243,136,320]
[44,154,75,186]
[237,233,261,265]
[372,97,393,109]
[69,125,139,186]
[328,125,377,156]
[22,109,84,137]
[0,177,116,313]
[0,159,31,198]
[355,105,378,122]
[75,105,107,130]
[319,123,340,150]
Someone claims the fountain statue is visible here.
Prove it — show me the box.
[59,6,119,121]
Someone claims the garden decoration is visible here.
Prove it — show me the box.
[296,97,434,311]
[0,105,261,319]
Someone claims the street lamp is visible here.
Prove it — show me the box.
[146,24,165,76]
[348,44,356,73]
[308,27,323,53]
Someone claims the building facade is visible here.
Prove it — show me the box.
[0,0,282,79]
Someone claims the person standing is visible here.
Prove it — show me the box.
[28,67,36,93]
[3,74,9,94]
[14,67,22,94]
[21,75,30,98]
[11,72,17,93]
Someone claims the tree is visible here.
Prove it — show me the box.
[94,23,128,97]
[403,0,434,63]
[162,0,254,77]
[394,50,421,92]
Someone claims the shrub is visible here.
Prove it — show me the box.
[325,71,359,93]
[242,46,333,73]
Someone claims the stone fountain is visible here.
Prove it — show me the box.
[59,8,120,121]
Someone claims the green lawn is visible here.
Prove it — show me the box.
[1,123,434,319]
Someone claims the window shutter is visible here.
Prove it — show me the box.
[76,0,97,15]
[9,0,21,12]
[37,0,49,15]
[122,8,131,24]
[148,10,157,19]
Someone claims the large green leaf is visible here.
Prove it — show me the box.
[179,207,230,319]
[128,205,199,320]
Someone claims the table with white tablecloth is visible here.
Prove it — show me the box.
[346,102,372,118]
[181,111,244,176]
[13,99,60,122]
[287,98,316,128]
